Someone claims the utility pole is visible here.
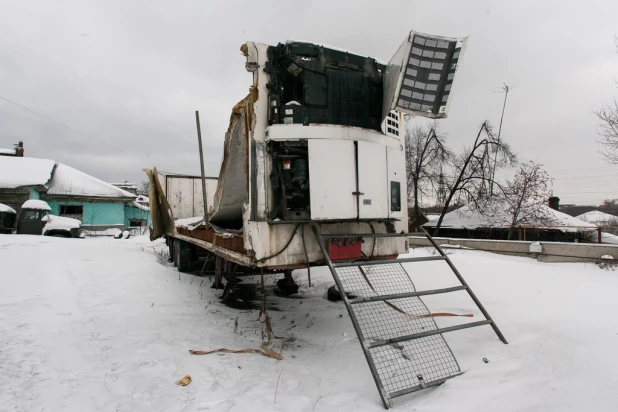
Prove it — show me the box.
[437,167,447,208]
[195,111,209,228]
[490,83,511,196]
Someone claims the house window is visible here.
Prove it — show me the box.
[129,219,146,227]
[59,205,83,219]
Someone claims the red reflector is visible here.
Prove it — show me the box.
[327,238,362,261]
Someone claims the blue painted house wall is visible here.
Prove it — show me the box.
[28,189,145,229]
[4,157,147,232]
[46,200,126,227]
[29,188,40,200]
[124,204,152,227]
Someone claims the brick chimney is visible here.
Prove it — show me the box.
[548,196,560,211]
[15,141,24,157]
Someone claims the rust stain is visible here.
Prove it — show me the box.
[240,43,248,56]
[178,226,246,254]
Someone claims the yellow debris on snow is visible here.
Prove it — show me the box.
[176,375,192,386]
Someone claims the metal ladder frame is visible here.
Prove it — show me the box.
[311,225,507,409]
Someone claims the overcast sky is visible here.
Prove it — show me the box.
[1,0,617,205]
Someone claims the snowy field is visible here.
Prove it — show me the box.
[1,234,618,412]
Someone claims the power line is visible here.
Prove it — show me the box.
[0,94,152,166]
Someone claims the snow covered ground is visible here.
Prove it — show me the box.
[1,234,618,411]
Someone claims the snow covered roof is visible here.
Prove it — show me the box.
[128,201,149,211]
[0,156,56,189]
[0,203,16,214]
[0,157,135,199]
[424,200,596,233]
[22,199,51,211]
[588,231,618,245]
[46,163,135,199]
[111,182,138,188]
[0,148,16,155]
[575,210,618,225]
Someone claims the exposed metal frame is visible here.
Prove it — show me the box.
[311,225,391,408]
[367,320,492,349]
[319,233,409,239]
[349,285,466,304]
[173,233,255,268]
[312,225,508,409]
[421,228,508,344]
[268,217,400,225]
[333,256,445,268]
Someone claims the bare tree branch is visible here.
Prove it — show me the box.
[432,121,517,236]
[596,98,618,164]
[595,35,618,164]
[404,121,452,231]
[489,161,554,240]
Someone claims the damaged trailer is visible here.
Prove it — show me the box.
[147,32,468,274]
[145,32,509,409]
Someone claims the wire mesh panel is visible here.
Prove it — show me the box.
[334,262,461,399]
[370,336,460,395]
[337,263,417,297]
[311,226,506,408]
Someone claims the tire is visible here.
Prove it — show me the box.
[327,285,357,302]
[166,237,174,263]
[173,239,191,272]
[44,230,71,238]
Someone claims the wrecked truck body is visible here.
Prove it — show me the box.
[145,32,500,410]
[146,32,466,274]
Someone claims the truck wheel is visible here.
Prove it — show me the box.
[44,230,71,238]
[173,239,191,273]
[167,237,174,263]
[327,285,357,302]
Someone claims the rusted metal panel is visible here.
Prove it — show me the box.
[172,233,254,268]
[177,226,246,254]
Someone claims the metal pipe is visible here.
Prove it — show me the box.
[268,218,399,225]
[195,111,209,227]
[349,286,467,304]
[319,233,410,239]
[311,225,391,409]
[301,224,312,287]
[422,228,508,344]
[368,320,492,349]
[333,256,446,268]
[490,83,511,196]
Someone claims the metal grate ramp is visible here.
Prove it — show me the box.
[312,226,507,409]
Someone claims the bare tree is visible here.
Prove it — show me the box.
[498,161,554,240]
[596,99,618,164]
[601,198,618,209]
[139,180,151,196]
[405,122,451,231]
[433,121,516,236]
[595,36,618,164]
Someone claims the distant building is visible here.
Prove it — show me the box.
[135,194,149,208]
[0,142,24,157]
[576,210,618,226]
[112,182,138,195]
[423,198,595,242]
[0,156,151,231]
